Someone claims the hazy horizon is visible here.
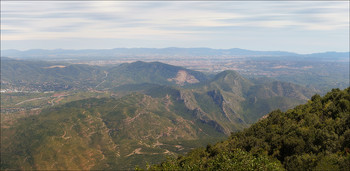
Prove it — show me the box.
[1,47,350,55]
[1,1,349,53]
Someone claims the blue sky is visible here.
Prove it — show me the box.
[1,1,349,54]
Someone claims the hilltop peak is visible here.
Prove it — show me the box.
[211,70,251,86]
[207,70,253,94]
[105,61,208,88]
[214,70,242,79]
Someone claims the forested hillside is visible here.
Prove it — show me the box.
[0,60,322,170]
[1,58,105,91]
[150,87,350,170]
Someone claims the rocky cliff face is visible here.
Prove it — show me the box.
[167,70,200,86]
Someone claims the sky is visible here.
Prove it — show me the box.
[1,1,349,54]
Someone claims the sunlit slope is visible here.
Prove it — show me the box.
[1,61,318,170]
[1,92,225,170]
[1,79,315,169]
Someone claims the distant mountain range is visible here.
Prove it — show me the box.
[1,48,349,60]
[1,60,317,169]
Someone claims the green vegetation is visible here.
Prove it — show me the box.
[149,88,350,170]
[1,59,105,91]
[102,61,208,88]
[272,62,349,93]
[0,90,113,114]
[1,60,323,170]
[1,60,207,92]
[0,92,226,170]
[148,148,284,170]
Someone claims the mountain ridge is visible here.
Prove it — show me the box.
[2,48,349,59]
[150,87,350,170]
[1,60,318,170]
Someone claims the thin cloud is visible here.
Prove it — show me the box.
[1,1,349,53]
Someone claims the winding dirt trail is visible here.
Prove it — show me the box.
[15,97,47,105]
[95,71,108,88]
[61,131,71,140]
